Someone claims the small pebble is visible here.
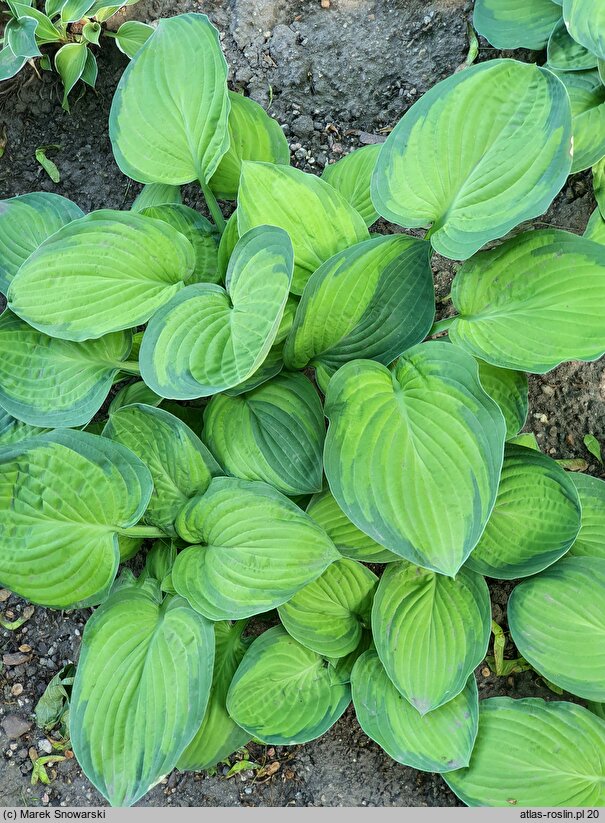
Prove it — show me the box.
[11,684,23,697]
[38,739,53,755]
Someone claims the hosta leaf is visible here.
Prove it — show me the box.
[473,0,561,49]
[507,432,540,451]
[140,204,220,284]
[114,20,154,59]
[466,445,581,579]
[81,50,97,89]
[5,16,40,58]
[8,210,194,342]
[445,697,605,806]
[10,4,61,44]
[548,19,598,71]
[54,42,87,112]
[203,372,325,496]
[306,490,400,564]
[217,210,239,279]
[103,404,221,535]
[588,702,605,722]
[563,0,605,61]
[59,0,94,22]
[0,311,131,427]
[352,652,479,772]
[321,145,381,227]
[585,207,605,244]
[278,559,377,658]
[508,556,605,700]
[210,91,290,200]
[71,586,214,807]
[131,183,182,212]
[222,345,284,397]
[0,192,83,294]
[283,235,434,391]
[140,226,293,399]
[0,47,25,81]
[476,361,528,438]
[323,344,505,576]
[0,430,152,608]
[0,406,49,447]
[372,60,572,260]
[551,68,605,172]
[220,295,296,398]
[371,562,490,713]
[450,229,605,372]
[110,14,230,185]
[177,620,251,772]
[82,20,101,45]
[238,161,369,294]
[173,477,339,620]
[569,473,605,558]
[226,625,350,745]
[108,381,161,415]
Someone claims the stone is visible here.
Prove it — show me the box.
[2,715,32,739]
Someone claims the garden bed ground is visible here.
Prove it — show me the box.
[0,0,603,808]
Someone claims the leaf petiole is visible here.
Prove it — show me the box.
[198,176,226,234]
[117,526,167,539]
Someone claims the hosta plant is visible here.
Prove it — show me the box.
[0,0,153,110]
[1,11,605,809]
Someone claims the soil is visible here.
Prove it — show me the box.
[0,0,603,810]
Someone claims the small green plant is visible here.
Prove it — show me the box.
[1,11,605,809]
[0,0,153,110]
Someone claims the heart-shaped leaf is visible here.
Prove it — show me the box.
[548,19,598,71]
[54,42,87,111]
[226,625,350,745]
[0,192,83,294]
[203,372,325,495]
[6,16,41,58]
[323,343,505,576]
[449,229,605,372]
[108,381,162,415]
[551,68,605,172]
[114,20,154,59]
[569,473,605,559]
[278,558,377,658]
[71,585,215,807]
[209,91,290,200]
[476,361,528,439]
[321,145,381,227]
[140,204,220,285]
[445,697,605,806]
[372,562,491,713]
[563,0,605,61]
[0,405,49,447]
[140,226,293,399]
[0,46,25,81]
[238,161,369,294]
[352,651,479,772]
[306,490,400,564]
[372,60,572,260]
[585,207,605,244]
[283,235,434,391]
[465,445,581,579]
[103,404,222,535]
[177,620,251,772]
[0,311,132,427]
[173,477,339,620]
[473,0,561,49]
[131,183,182,212]
[0,430,152,608]
[110,14,230,184]
[8,210,195,341]
[10,4,61,44]
[508,556,605,700]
